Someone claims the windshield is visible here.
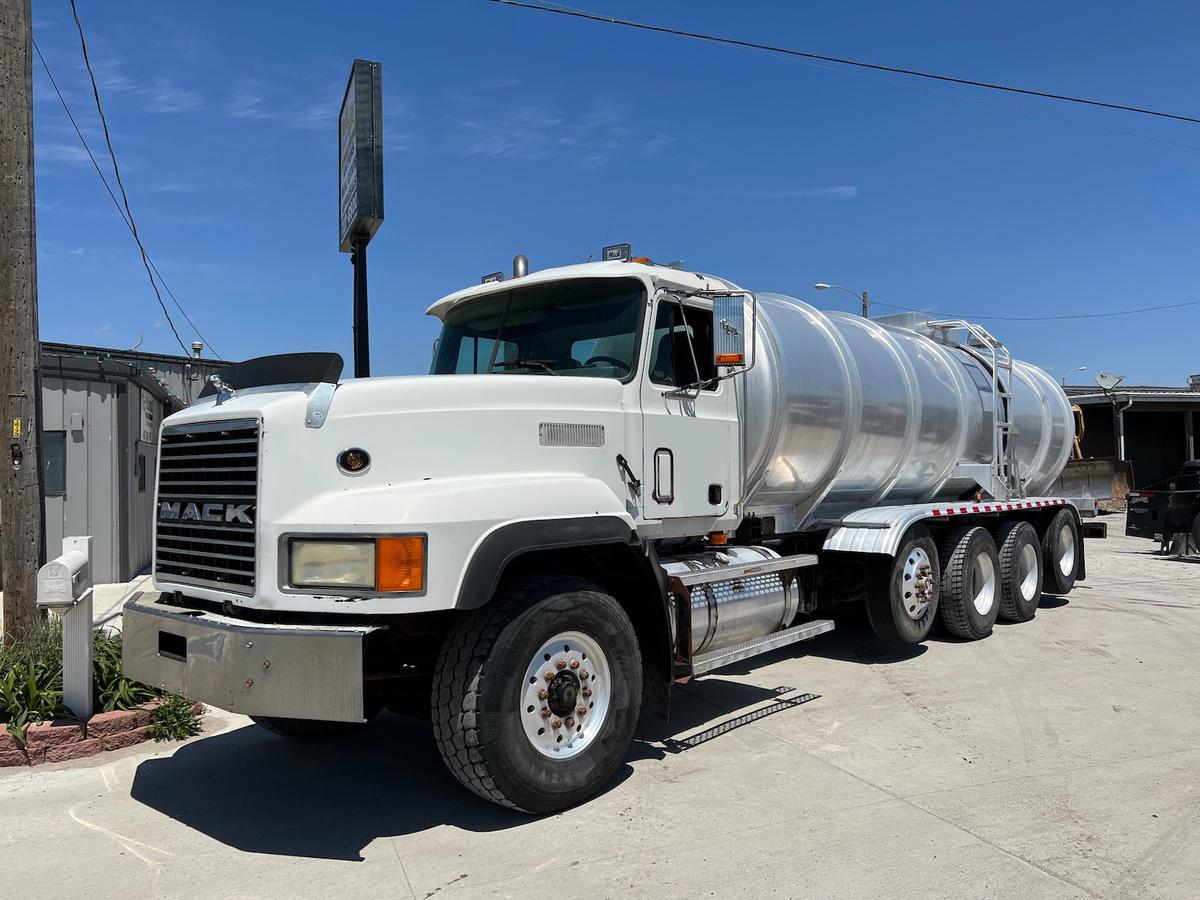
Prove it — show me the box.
[431,277,645,379]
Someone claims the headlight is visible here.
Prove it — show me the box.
[290,540,375,588]
[288,536,425,592]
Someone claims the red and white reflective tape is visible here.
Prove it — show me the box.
[929,498,1067,518]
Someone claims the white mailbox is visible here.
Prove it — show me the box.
[36,536,95,719]
[37,547,92,609]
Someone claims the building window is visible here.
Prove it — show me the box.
[137,454,147,492]
[42,431,66,496]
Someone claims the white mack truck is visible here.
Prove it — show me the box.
[123,246,1084,813]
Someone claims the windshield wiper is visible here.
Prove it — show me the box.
[492,359,561,375]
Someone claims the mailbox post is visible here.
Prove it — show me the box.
[36,536,94,720]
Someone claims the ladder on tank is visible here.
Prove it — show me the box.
[928,320,1022,500]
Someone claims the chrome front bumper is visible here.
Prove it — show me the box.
[122,592,377,723]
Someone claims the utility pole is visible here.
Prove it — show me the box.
[1,0,45,638]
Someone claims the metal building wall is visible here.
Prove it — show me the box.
[120,385,162,580]
[40,375,122,583]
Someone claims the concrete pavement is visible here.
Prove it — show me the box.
[2,516,1198,898]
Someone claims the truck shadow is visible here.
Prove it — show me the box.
[129,713,558,859]
[128,677,806,860]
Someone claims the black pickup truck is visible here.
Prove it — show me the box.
[1126,460,1200,550]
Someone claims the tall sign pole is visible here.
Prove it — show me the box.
[0,0,45,637]
[338,60,384,379]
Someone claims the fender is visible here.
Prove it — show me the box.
[457,515,639,610]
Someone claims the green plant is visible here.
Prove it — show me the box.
[0,619,161,742]
[92,629,157,712]
[148,693,202,741]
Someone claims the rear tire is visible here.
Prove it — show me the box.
[1041,508,1080,594]
[432,575,642,814]
[937,526,1001,640]
[994,520,1042,622]
[250,717,359,741]
[866,525,940,644]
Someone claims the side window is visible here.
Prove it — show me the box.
[42,431,66,496]
[648,301,717,390]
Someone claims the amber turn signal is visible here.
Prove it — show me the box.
[376,536,425,592]
[715,353,745,365]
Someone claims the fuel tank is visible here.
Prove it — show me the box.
[739,295,1073,528]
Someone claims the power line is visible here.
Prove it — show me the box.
[68,0,190,356]
[31,39,224,360]
[488,0,1200,126]
[871,297,1200,322]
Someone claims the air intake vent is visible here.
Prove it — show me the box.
[539,423,605,448]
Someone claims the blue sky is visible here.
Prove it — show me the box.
[31,1,1200,385]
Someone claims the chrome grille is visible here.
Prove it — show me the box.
[155,419,259,595]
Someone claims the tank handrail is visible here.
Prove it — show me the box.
[927,319,1020,498]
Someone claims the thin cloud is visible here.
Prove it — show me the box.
[451,98,662,167]
[37,143,92,167]
[144,81,204,114]
[713,185,861,200]
[225,81,340,132]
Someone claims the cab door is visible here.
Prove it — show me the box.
[639,295,737,528]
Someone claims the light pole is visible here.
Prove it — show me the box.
[1062,366,1087,386]
[815,283,869,318]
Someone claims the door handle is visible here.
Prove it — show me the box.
[653,448,674,504]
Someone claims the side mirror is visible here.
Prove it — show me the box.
[713,294,748,368]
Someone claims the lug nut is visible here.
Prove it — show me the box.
[544,671,555,682]
[538,688,549,700]
[582,687,592,698]
[551,718,562,729]
[565,717,575,728]
[580,671,589,681]
[576,706,587,716]
[556,658,567,670]
[541,707,551,718]
[569,659,580,669]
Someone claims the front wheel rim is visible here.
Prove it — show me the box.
[519,631,611,760]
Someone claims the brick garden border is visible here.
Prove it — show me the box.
[0,700,204,767]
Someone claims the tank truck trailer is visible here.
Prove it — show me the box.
[123,246,1084,813]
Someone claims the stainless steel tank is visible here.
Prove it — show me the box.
[739,294,1073,529]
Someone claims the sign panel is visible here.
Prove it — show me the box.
[139,388,157,443]
[338,59,384,252]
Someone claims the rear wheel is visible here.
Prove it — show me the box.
[994,520,1042,622]
[1041,508,1080,594]
[938,526,1001,640]
[432,575,642,813]
[866,525,940,644]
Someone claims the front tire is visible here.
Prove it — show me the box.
[1041,508,1080,595]
[866,525,940,644]
[938,526,1001,640]
[432,575,642,814]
